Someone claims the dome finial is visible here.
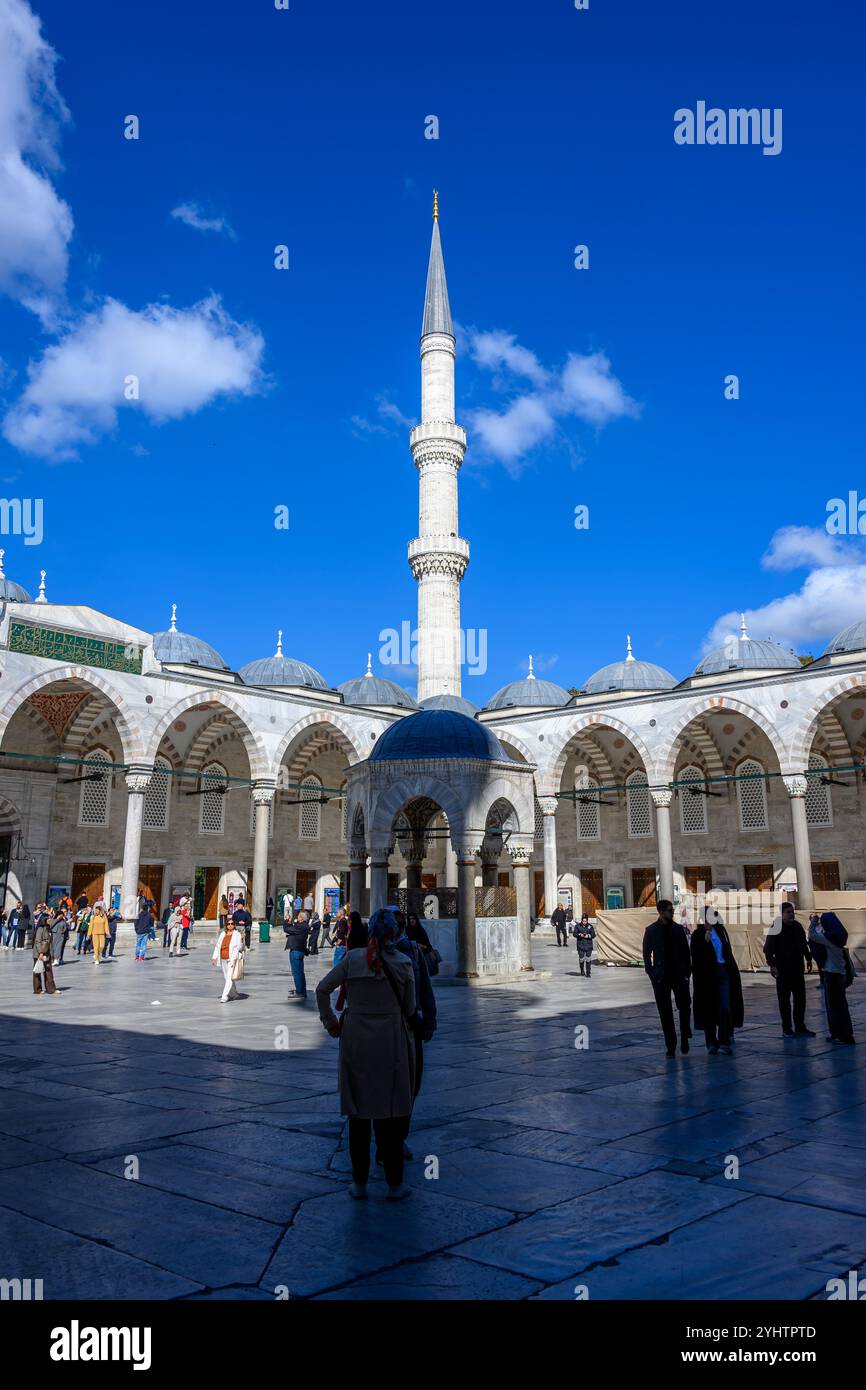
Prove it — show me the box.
[170,603,177,633]
[365,652,373,677]
[626,633,634,662]
[432,188,439,222]
[527,654,535,680]
[740,612,748,640]
[276,629,283,657]
[36,570,47,603]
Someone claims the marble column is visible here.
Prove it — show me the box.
[651,789,674,904]
[444,836,458,888]
[538,796,559,919]
[509,841,533,971]
[369,844,391,915]
[785,774,815,911]
[120,766,153,922]
[348,847,367,915]
[480,848,499,888]
[251,782,275,919]
[456,843,480,978]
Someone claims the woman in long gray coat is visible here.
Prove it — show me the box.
[316,908,416,1201]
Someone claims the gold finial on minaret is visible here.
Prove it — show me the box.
[432,188,439,222]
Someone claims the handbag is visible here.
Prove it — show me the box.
[425,946,442,977]
[844,948,857,989]
[33,959,45,976]
[231,954,245,981]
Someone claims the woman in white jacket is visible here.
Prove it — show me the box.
[211,920,242,1003]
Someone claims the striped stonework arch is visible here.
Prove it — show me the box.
[367,775,466,845]
[145,691,269,780]
[271,713,367,783]
[654,696,787,784]
[0,667,145,765]
[185,720,252,776]
[789,674,866,769]
[546,714,654,797]
[491,731,537,768]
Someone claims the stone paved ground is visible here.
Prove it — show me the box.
[1,937,864,1300]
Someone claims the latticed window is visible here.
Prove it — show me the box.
[737,758,768,832]
[79,749,112,827]
[679,764,708,834]
[534,798,544,841]
[576,774,600,840]
[199,762,227,834]
[805,753,832,828]
[143,756,171,831]
[299,775,321,840]
[627,771,652,838]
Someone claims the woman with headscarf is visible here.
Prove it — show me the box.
[50,904,68,966]
[32,912,58,995]
[316,908,416,1200]
[573,913,596,977]
[809,912,855,1045]
[690,906,744,1054]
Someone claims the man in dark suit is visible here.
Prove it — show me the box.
[764,902,815,1038]
[550,903,568,947]
[643,899,692,1058]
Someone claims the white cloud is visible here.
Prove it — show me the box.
[761,524,861,572]
[0,0,73,324]
[469,330,549,388]
[470,395,557,473]
[170,202,236,239]
[3,295,265,459]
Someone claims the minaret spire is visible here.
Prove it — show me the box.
[409,198,469,700]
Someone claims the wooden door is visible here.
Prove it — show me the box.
[684,865,713,893]
[580,869,604,916]
[497,872,510,888]
[296,870,316,901]
[421,873,437,890]
[812,861,841,891]
[631,867,657,908]
[203,867,220,920]
[533,870,545,917]
[138,865,164,915]
[72,862,105,904]
[744,864,774,892]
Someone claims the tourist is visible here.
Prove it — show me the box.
[286,910,310,1000]
[690,906,744,1056]
[211,918,243,1003]
[75,905,91,955]
[551,902,568,947]
[231,895,253,950]
[332,910,356,966]
[167,903,183,956]
[764,902,815,1038]
[303,891,314,917]
[7,900,27,950]
[218,894,229,932]
[809,912,856,1045]
[180,897,193,950]
[642,898,692,1058]
[573,913,596,976]
[406,911,440,975]
[394,910,437,1160]
[51,905,69,965]
[103,904,119,958]
[266,894,274,925]
[315,908,416,1200]
[32,912,58,996]
[321,906,332,943]
[133,903,151,961]
[89,900,109,964]
[308,910,322,955]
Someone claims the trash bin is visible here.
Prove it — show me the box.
[258,920,270,943]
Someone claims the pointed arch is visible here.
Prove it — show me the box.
[0,667,145,764]
[145,690,269,780]
[545,714,654,797]
[789,674,866,768]
[271,712,368,782]
[654,695,787,783]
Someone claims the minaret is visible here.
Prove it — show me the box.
[408,192,469,701]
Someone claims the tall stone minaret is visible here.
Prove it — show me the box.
[408,192,469,701]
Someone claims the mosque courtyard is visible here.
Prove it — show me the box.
[0,938,864,1302]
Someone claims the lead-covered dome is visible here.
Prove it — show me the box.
[584,637,677,695]
[0,551,32,604]
[484,656,570,712]
[370,709,507,763]
[240,631,329,690]
[339,656,417,708]
[420,693,479,716]
[824,620,866,656]
[694,618,800,676]
[153,605,227,670]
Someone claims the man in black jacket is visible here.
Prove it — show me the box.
[286,912,310,1000]
[643,899,692,1058]
[764,902,815,1038]
[550,903,568,947]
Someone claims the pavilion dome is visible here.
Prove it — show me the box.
[420,693,480,716]
[153,605,228,669]
[693,616,801,676]
[240,630,329,690]
[824,620,866,656]
[339,656,417,708]
[370,708,507,763]
[0,551,32,604]
[584,637,677,695]
[484,656,570,712]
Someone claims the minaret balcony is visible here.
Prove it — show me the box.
[408,535,470,567]
[410,421,466,450]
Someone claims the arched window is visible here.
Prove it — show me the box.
[199,762,227,834]
[627,771,652,838]
[143,756,171,831]
[340,781,349,843]
[737,758,768,831]
[805,752,832,827]
[575,771,600,840]
[679,764,708,834]
[79,748,112,827]
[299,775,322,840]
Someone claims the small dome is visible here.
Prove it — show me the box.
[824,620,866,656]
[0,551,32,604]
[420,693,479,716]
[370,709,507,763]
[584,637,677,695]
[485,656,570,712]
[694,617,801,676]
[240,631,329,690]
[153,606,227,669]
[339,656,417,708]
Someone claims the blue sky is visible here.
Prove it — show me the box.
[1,0,864,698]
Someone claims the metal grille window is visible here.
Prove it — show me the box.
[143,756,171,831]
[78,749,112,827]
[199,762,227,834]
[576,773,600,840]
[299,775,321,840]
[805,753,832,828]
[679,764,708,834]
[737,758,768,832]
[627,771,652,838]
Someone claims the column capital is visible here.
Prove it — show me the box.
[369,842,393,864]
[508,841,533,868]
[651,788,673,809]
[455,841,483,863]
[537,796,558,817]
[252,780,276,806]
[125,765,153,794]
[479,846,501,866]
[348,845,368,867]
[783,774,808,798]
